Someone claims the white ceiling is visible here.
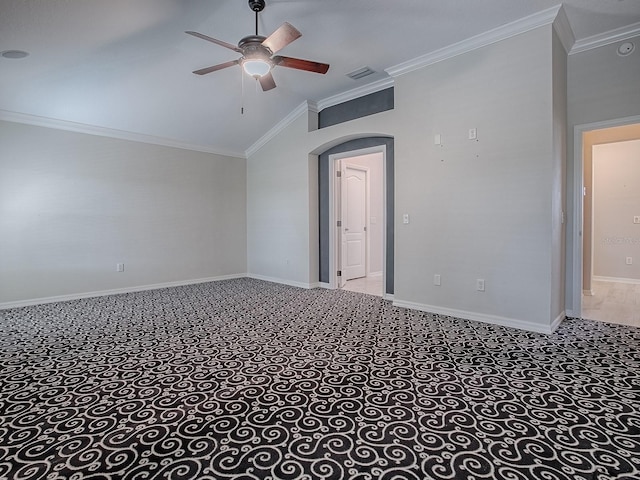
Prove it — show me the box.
[1,0,639,157]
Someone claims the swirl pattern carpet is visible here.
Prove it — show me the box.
[1,278,639,480]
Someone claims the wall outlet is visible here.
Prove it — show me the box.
[626,257,633,265]
[634,216,640,224]
[403,214,410,224]
[468,128,477,140]
[434,274,441,286]
[116,263,125,272]
[476,279,485,291]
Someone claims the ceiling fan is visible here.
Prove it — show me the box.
[186,0,330,91]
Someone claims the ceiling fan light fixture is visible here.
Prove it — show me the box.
[242,58,271,78]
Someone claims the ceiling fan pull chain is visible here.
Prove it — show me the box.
[241,68,245,115]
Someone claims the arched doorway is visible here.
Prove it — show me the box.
[317,137,394,298]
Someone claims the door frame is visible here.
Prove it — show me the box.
[571,114,640,318]
[328,145,386,293]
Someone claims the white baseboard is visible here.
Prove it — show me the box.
[383,294,394,302]
[247,274,314,290]
[392,299,562,334]
[317,282,332,289]
[583,289,594,296]
[551,311,565,332]
[0,274,246,310]
[593,276,640,285]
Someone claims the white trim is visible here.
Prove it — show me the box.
[383,294,394,302]
[552,5,575,53]
[583,289,595,297]
[571,115,640,324]
[593,276,640,285]
[247,273,314,290]
[393,299,563,334]
[570,22,640,55]
[551,311,566,332]
[245,101,310,157]
[386,5,561,77]
[0,274,246,310]
[0,109,245,158]
[317,282,332,289]
[316,78,395,111]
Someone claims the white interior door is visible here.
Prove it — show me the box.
[343,164,367,280]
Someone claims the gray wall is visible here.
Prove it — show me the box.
[248,25,567,332]
[0,121,247,305]
[393,26,559,329]
[551,29,568,324]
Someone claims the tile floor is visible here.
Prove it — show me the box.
[341,274,384,297]
[582,280,640,327]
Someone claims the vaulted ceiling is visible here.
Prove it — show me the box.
[1,0,639,157]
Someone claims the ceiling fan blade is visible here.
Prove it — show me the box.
[193,59,239,75]
[262,22,301,54]
[185,31,242,53]
[259,71,277,91]
[273,56,330,74]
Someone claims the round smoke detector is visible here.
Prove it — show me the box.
[617,42,635,57]
[1,50,29,59]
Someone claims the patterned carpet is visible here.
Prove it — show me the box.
[1,278,639,480]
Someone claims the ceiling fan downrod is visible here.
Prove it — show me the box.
[248,0,266,36]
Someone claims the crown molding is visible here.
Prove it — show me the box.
[552,5,575,53]
[316,77,395,111]
[0,109,245,158]
[570,21,640,55]
[386,5,562,77]
[307,101,319,114]
[244,101,310,157]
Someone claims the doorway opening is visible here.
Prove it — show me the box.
[572,117,640,326]
[318,137,394,299]
[334,152,384,296]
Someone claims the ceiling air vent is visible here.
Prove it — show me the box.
[347,66,376,80]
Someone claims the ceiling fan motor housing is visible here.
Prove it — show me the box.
[238,35,273,59]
